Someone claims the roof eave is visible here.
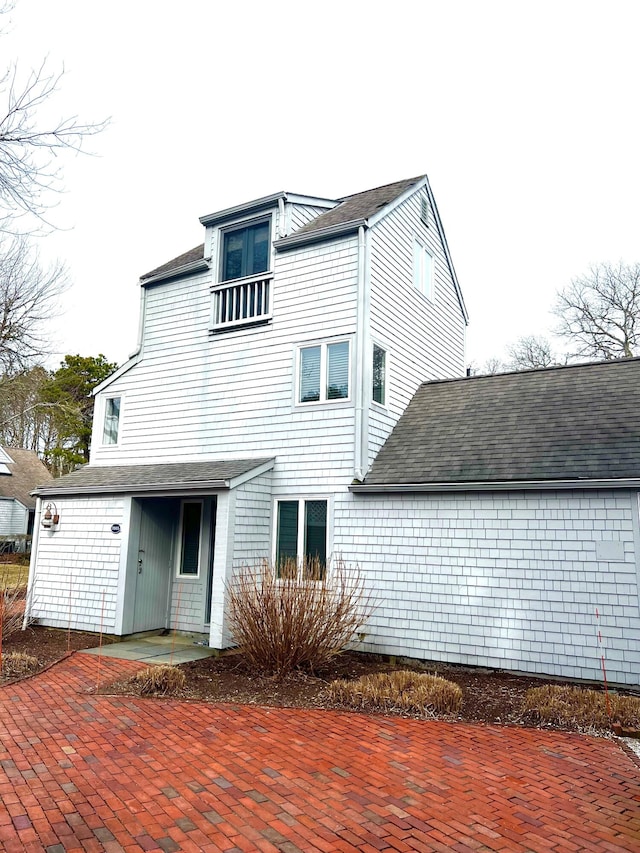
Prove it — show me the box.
[199,192,286,227]
[141,258,210,287]
[275,219,367,251]
[350,477,640,493]
[33,479,234,498]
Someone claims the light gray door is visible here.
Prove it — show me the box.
[133,499,175,633]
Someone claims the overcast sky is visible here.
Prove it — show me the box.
[6,0,640,370]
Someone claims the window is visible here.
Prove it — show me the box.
[298,341,350,404]
[222,220,270,282]
[372,345,386,405]
[413,239,434,301]
[275,498,327,578]
[102,397,121,445]
[179,501,202,576]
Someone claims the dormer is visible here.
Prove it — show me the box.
[199,192,336,334]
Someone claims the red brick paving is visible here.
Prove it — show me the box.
[0,654,638,852]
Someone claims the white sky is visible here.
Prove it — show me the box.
[5,0,640,370]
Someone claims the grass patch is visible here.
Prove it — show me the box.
[0,563,28,589]
[328,670,463,716]
[130,665,186,696]
[1,651,39,679]
[522,684,640,730]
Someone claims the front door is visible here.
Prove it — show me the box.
[133,498,176,633]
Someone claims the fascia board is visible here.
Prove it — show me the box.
[350,478,640,493]
[365,177,428,229]
[426,177,469,323]
[228,458,275,489]
[199,192,286,226]
[284,193,337,209]
[275,219,366,251]
[140,258,210,287]
[92,353,141,396]
[32,480,233,498]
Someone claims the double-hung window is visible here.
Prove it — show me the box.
[102,397,121,445]
[413,239,434,301]
[298,340,350,404]
[275,498,328,578]
[213,219,272,329]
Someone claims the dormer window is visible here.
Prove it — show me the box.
[102,397,121,445]
[222,220,270,282]
[212,218,273,331]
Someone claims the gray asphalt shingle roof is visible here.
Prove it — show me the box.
[33,459,274,497]
[0,448,53,508]
[363,358,640,487]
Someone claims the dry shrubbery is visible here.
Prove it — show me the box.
[328,670,463,716]
[522,684,640,730]
[0,567,28,642]
[130,665,186,696]
[227,558,375,677]
[1,651,39,679]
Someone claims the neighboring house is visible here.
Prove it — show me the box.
[24,175,640,686]
[0,447,53,551]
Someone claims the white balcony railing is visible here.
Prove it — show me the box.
[211,273,272,330]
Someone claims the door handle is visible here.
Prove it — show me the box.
[138,549,144,573]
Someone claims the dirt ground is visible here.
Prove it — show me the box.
[3,626,637,732]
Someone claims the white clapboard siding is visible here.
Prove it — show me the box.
[31,498,124,632]
[336,490,640,686]
[91,236,360,496]
[0,499,27,536]
[367,189,466,463]
[232,473,272,568]
[288,203,334,233]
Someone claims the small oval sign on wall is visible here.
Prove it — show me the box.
[111,524,121,534]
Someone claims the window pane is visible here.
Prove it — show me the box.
[103,397,120,444]
[180,502,201,575]
[327,342,349,399]
[276,501,299,576]
[223,231,244,281]
[373,345,386,405]
[248,222,269,275]
[300,346,321,402]
[304,500,327,578]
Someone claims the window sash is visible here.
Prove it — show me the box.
[275,498,327,579]
[372,345,386,405]
[179,501,202,576]
[298,341,349,404]
[413,240,434,300]
[222,221,270,282]
[102,397,120,445]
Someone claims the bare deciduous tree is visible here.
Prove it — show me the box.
[554,261,640,360]
[0,235,67,371]
[506,335,559,370]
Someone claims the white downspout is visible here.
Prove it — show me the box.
[354,226,370,481]
[22,496,42,628]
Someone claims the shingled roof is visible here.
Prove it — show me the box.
[292,176,422,235]
[33,458,274,497]
[0,448,52,508]
[357,358,640,490]
[141,244,205,281]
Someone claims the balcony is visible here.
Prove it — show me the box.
[211,272,273,331]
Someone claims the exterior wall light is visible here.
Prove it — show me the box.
[42,502,60,529]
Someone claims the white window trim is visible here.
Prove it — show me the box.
[272,496,332,577]
[413,238,435,302]
[177,499,204,579]
[371,341,389,410]
[100,394,123,448]
[295,338,352,406]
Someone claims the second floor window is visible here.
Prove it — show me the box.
[372,345,386,405]
[102,397,121,445]
[298,341,350,404]
[414,239,434,301]
[222,220,270,282]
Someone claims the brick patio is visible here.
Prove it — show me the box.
[0,653,638,852]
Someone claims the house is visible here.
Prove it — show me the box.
[25,175,640,686]
[0,447,52,551]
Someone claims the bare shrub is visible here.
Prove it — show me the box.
[227,557,375,676]
[522,684,640,731]
[328,670,463,716]
[130,665,186,696]
[0,567,27,641]
[1,651,39,679]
